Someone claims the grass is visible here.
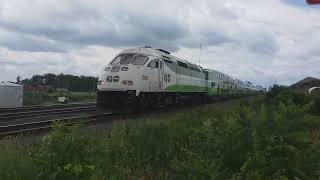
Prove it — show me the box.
[23,92,96,106]
[1,89,320,179]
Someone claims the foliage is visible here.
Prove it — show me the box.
[23,92,96,105]
[266,85,305,105]
[29,124,108,180]
[22,73,98,92]
[307,96,320,115]
[0,141,38,180]
[1,89,320,179]
[266,85,288,99]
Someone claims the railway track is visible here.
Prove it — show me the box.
[0,113,112,136]
[0,102,96,114]
[0,96,252,137]
[0,103,97,121]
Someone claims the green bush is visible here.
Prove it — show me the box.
[0,142,38,180]
[23,92,96,106]
[308,96,320,115]
[23,92,56,105]
[1,92,320,179]
[266,85,288,99]
[29,124,109,180]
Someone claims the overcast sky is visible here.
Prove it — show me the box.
[0,0,319,86]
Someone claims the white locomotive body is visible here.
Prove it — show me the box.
[97,47,262,111]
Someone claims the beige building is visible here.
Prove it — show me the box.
[0,81,23,108]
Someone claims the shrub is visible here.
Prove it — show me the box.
[0,142,38,180]
[29,124,109,180]
[308,96,320,115]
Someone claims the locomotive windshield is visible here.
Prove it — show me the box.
[109,55,124,65]
[109,54,149,66]
[120,55,134,65]
[131,55,149,65]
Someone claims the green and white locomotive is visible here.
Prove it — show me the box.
[97,46,263,111]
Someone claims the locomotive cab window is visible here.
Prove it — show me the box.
[120,54,134,64]
[109,55,124,65]
[148,60,159,68]
[177,61,189,68]
[189,63,201,72]
[163,59,173,64]
[131,55,149,65]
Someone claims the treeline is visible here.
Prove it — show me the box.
[21,73,98,92]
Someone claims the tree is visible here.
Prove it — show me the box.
[43,73,57,86]
[24,73,98,92]
[16,76,21,85]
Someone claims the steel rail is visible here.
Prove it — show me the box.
[0,106,97,121]
[0,102,96,114]
[0,113,111,136]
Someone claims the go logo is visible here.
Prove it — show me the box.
[164,73,171,83]
[106,75,120,82]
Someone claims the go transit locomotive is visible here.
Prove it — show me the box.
[97,46,263,112]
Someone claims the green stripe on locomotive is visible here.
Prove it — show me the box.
[164,85,243,95]
[165,85,206,92]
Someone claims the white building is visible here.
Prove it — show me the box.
[0,81,23,108]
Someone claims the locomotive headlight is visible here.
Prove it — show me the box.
[105,67,111,71]
[127,81,133,86]
[121,67,129,71]
[121,80,133,86]
[97,80,105,86]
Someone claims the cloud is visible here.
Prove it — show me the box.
[0,0,319,86]
[0,46,121,81]
[0,0,190,52]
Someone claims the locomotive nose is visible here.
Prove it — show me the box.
[98,65,137,91]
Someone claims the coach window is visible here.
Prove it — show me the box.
[148,60,159,68]
[131,55,149,65]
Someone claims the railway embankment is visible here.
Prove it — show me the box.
[0,87,319,179]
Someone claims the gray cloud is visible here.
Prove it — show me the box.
[0,0,319,86]
[248,34,278,55]
[0,0,237,53]
[0,31,68,52]
[0,2,190,52]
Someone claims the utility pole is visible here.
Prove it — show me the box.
[199,44,202,66]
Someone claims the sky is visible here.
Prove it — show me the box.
[0,0,319,86]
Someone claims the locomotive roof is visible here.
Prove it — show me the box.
[119,47,250,84]
[120,47,198,68]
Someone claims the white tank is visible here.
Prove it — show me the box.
[0,81,23,108]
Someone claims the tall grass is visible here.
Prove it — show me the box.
[0,141,38,180]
